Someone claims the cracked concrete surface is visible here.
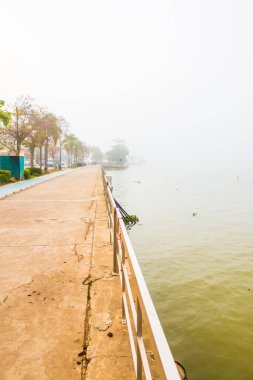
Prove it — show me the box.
[82,182,135,380]
[0,166,134,379]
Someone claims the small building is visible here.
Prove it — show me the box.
[0,155,25,179]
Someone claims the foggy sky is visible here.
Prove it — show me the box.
[1,0,253,169]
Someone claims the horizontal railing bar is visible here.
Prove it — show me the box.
[117,217,181,380]
[107,184,116,208]
[118,253,153,380]
[122,292,137,375]
[116,254,137,374]
[122,263,137,328]
[117,249,153,380]
[116,228,138,328]
[117,239,123,260]
[137,336,152,380]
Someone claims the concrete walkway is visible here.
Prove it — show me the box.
[0,169,72,199]
[0,166,134,379]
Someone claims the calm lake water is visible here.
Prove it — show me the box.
[105,163,253,380]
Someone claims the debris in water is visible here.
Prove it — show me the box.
[114,197,139,229]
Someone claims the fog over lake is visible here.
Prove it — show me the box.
[1,0,253,170]
[106,164,253,380]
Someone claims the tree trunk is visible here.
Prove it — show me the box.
[44,138,48,173]
[31,149,34,167]
[39,147,42,169]
[52,151,56,168]
[59,136,62,170]
[16,142,21,156]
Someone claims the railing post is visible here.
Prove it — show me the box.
[107,184,113,245]
[108,190,111,228]
[113,207,119,273]
[107,175,112,187]
[121,243,126,324]
[137,297,142,380]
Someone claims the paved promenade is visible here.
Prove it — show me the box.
[0,169,72,199]
[0,166,134,379]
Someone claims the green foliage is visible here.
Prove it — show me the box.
[130,215,139,223]
[0,170,11,183]
[0,174,7,183]
[29,167,42,176]
[0,100,11,152]
[0,100,11,127]
[0,95,98,170]
[123,214,139,224]
[0,169,11,177]
[122,214,139,230]
[63,133,87,166]
[24,168,31,179]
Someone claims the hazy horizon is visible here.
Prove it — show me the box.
[1,0,253,170]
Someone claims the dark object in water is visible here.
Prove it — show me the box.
[192,212,197,216]
[114,198,139,229]
[175,361,188,380]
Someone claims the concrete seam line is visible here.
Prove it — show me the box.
[81,172,100,379]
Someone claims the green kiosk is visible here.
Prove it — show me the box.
[0,155,25,179]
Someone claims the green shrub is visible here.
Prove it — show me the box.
[0,170,11,184]
[0,170,11,178]
[24,168,30,179]
[0,174,6,183]
[29,167,42,176]
[0,173,10,183]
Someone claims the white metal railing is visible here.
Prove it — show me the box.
[102,168,181,380]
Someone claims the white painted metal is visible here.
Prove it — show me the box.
[102,169,181,380]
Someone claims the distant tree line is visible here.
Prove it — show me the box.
[105,139,129,164]
[0,96,130,169]
[0,96,90,171]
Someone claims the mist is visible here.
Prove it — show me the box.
[1,0,253,169]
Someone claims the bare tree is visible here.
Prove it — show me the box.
[0,96,35,155]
